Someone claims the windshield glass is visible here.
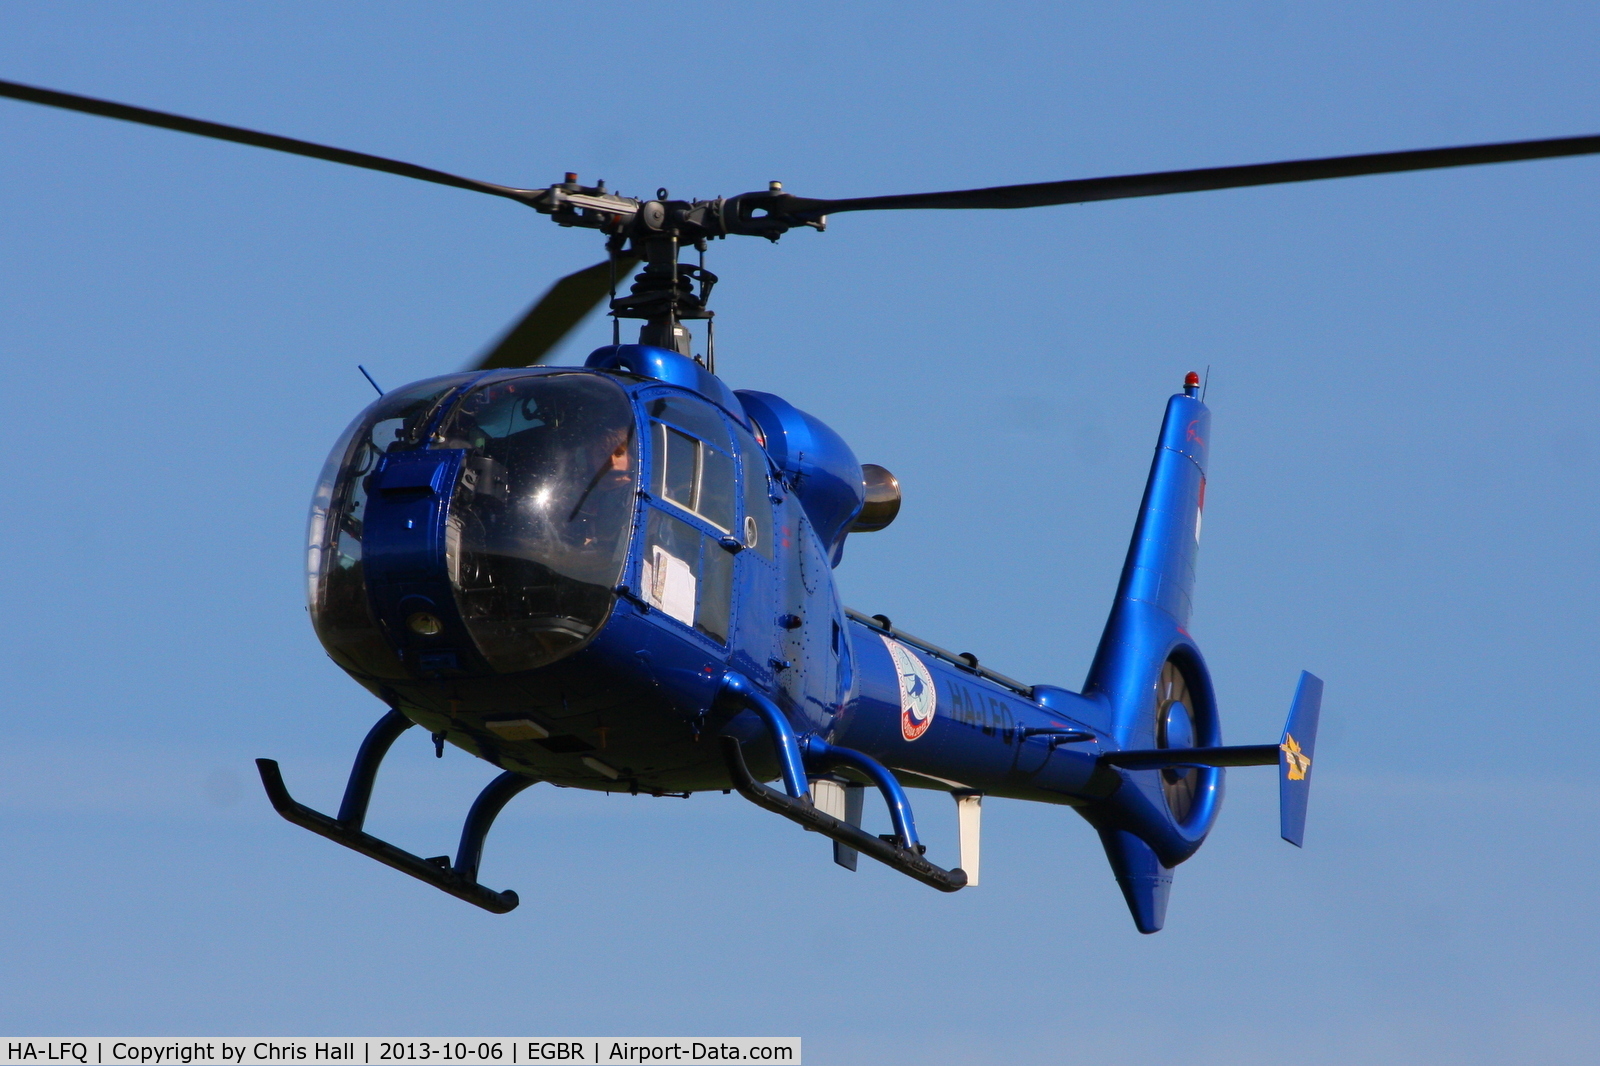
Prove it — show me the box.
[434,372,638,673]
[308,374,473,678]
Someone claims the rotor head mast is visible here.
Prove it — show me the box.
[527,175,826,358]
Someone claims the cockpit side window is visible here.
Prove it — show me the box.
[658,425,699,512]
[648,396,736,532]
[648,396,733,452]
[640,393,752,644]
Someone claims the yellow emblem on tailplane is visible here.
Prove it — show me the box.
[1280,733,1312,781]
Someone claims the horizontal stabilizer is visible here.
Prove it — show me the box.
[1279,671,1323,847]
[1100,745,1279,770]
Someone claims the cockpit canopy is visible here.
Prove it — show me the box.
[307,370,638,679]
[436,373,638,671]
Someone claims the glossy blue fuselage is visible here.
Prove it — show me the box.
[310,344,1220,888]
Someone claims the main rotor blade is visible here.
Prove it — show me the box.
[0,78,543,207]
[791,134,1600,215]
[469,257,639,371]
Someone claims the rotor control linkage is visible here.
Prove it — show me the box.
[256,708,537,913]
[716,673,966,893]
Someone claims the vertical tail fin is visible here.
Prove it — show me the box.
[1085,377,1214,934]
[1085,382,1210,730]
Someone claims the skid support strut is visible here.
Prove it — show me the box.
[800,735,921,850]
[717,673,966,892]
[256,708,536,913]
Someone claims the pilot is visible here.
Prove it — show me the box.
[568,424,635,548]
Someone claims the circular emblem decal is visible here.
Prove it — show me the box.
[882,635,937,741]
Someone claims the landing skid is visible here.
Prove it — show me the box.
[721,738,967,892]
[717,671,967,893]
[256,708,535,913]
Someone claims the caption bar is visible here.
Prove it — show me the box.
[3,1043,799,1066]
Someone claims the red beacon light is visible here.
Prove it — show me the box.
[1184,371,1201,398]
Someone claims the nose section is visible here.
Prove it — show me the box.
[360,441,636,678]
[309,370,641,680]
[360,449,481,676]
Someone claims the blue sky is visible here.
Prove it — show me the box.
[1,3,1597,1062]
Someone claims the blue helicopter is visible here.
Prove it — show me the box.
[5,78,1594,932]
